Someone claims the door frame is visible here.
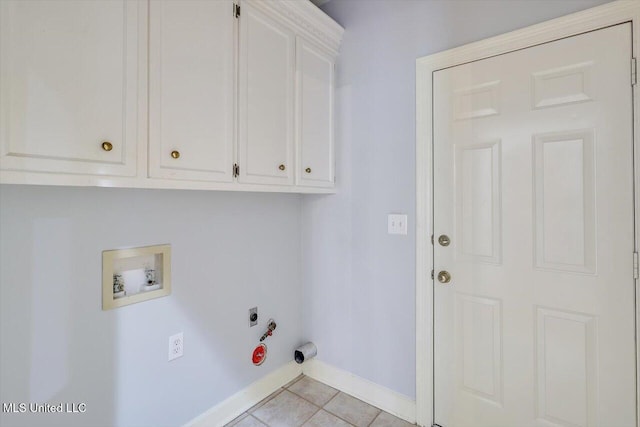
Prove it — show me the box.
[415,2,640,426]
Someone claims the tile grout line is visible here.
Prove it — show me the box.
[251,386,323,427]
[282,379,335,426]
[224,411,249,427]
[247,387,285,419]
[318,410,357,427]
[283,374,305,389]
[284,379,357,426]
[246,414,265,427]
[365,409,383,427]
[284,382,339,410]
[298,402,323,427]
[320,392,359,426]
[245,375,407,427]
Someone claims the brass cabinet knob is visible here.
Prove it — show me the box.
[279,164,285,171]
[171,150,180,159]
[438,235,451,247]
[437,271,452,284]
[101,141,113,152]
[305,167,312,174]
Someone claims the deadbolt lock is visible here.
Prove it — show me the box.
[438,235,451,247]
[437,271,452,284]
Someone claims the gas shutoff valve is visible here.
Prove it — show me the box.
[259,319,277,342]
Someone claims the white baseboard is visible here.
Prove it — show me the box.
[302,359,416,424]
[184,361,302,427]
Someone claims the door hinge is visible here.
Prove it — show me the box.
[431,270,434,280]
[634,251,639,279]
[233,163,239,178]
[234,3,240,18]
[632,57,637,86]
[431,234,434,245]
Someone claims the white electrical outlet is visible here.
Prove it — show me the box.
[388,214,408,235]
[168,332,183,361]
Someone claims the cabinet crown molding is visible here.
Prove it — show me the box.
[245,0,344,55]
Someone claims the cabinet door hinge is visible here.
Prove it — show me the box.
[632,57,637,86]
[634,251,639,279]
[431,270,434,280]
[234,3,240,18]
[233,163,239,178]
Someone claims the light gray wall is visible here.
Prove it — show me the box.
[302,0,613,399]
[0,2,619,425]
[0,185,303,427]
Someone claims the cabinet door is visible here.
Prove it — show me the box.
[238,2,294,185]
[0,0,143,176]
[148,0,234,182]
[296,37,335,188]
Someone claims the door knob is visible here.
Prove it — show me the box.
[438,235,451,246]
[437,271,451,284]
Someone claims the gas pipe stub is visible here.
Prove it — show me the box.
[252,343,267,366]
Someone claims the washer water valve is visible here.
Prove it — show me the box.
[259,319,277,342]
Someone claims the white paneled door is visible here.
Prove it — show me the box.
[433,24,635,427]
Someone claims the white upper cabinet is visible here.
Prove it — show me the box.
[0,0,344,192]
[148,0,234,182]
[296,37,335,188]
[0,0,144,176]
[238,1,295,186]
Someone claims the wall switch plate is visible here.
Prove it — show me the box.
[388,214,408,235]
[168,332,183,361]
[249,307,258,327]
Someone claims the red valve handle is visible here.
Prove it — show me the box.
[252,344,267,366]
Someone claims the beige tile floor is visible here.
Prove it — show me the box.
[225,375,415,427]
